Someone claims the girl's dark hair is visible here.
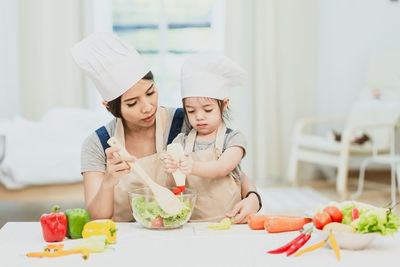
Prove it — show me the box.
[106,71,154,118]
[182,97,230,129]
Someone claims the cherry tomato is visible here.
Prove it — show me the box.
[313,212,332,230]
[151,216,163,228]
[323,206,343,223]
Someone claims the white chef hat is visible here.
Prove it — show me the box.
[71,32,150,101]
[181,52,247,100]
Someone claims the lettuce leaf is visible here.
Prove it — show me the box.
[339,201,400,235]
[131,197,191,227]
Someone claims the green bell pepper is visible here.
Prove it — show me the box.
[64,208,91,239]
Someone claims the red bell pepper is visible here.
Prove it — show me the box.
[40,205,68,242]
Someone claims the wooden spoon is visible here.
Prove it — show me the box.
[107,137,184,215]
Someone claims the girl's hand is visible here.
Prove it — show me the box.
[225,193,260,224]
[179,154,193,175]
[103,146,136,188]
[160,154,179,173]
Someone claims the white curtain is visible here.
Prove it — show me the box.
[19,0,85,120]
[225,0,319,184]
[18,0,112,120]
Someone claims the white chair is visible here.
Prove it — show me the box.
[288,101,399,198]
[352,123,400,205]
[288,52,400,198]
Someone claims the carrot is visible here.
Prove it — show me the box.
[264,216,312,233]
[248,214,309,230]
[248,215,268,230]
[27,249,89,260]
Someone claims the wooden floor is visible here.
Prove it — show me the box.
[0,175,399,228]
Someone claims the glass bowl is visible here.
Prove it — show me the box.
[128,187,197,230]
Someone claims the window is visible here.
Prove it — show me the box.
[112,0,225,107]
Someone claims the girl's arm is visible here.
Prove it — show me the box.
[83,146,134,219]
[181,146,244,179]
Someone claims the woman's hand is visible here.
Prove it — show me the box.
[179,154,193,175]
[225,193,260,224]
[103,146,136,188]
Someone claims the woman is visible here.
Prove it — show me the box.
[71,32,261,223]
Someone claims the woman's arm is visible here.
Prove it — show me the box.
[226,171,261,224]
[83,146,134,219]
[189,146,244,178]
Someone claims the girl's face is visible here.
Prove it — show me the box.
[184,97,228,137]
[120,79,158,128]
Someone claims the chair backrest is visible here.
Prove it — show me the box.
[346,51,400,150]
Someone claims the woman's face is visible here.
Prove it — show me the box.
[120,79,158,128]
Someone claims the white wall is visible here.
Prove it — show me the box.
[316,0,400,120]
[0,0,19,119]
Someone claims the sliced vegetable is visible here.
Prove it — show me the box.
[265,216,312,233]
[72,235,109,253]
[151,216,164,228]
[44,244,64,252]
[208,217,234,230]
[351,208,359,221]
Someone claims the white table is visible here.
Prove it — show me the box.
[0,222,399,267]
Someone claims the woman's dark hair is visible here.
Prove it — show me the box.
[106,71,154,118]
[182,97,230,129]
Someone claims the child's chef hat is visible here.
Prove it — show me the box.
[71,32,149,101]
[181,52,247,100]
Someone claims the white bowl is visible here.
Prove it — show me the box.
[311,224,379,250]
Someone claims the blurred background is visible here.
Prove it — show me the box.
[1,0,400,226]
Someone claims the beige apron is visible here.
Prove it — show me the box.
[112,110,174,222]
[185,123,241,222]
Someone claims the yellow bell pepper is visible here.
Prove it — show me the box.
[82,219,117,243]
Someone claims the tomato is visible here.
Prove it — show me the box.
[151,216,163,228]
[351,208,359,220]
[323,206,343,223]
[313,212,332,230]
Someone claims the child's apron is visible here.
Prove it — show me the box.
[112,110,174,222]
[184,123,241,222]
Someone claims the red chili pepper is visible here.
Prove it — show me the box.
[286,234,311,256]
[267,233,305,254]
[351,208,359,220]
[40,205,68,242]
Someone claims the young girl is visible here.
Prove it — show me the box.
[163,53,253,222]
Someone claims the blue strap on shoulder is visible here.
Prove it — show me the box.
[95,126,111,156]
[167,108,184,145]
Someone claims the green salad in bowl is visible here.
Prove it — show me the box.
[311,201,400,250]
[128,187,197,229]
